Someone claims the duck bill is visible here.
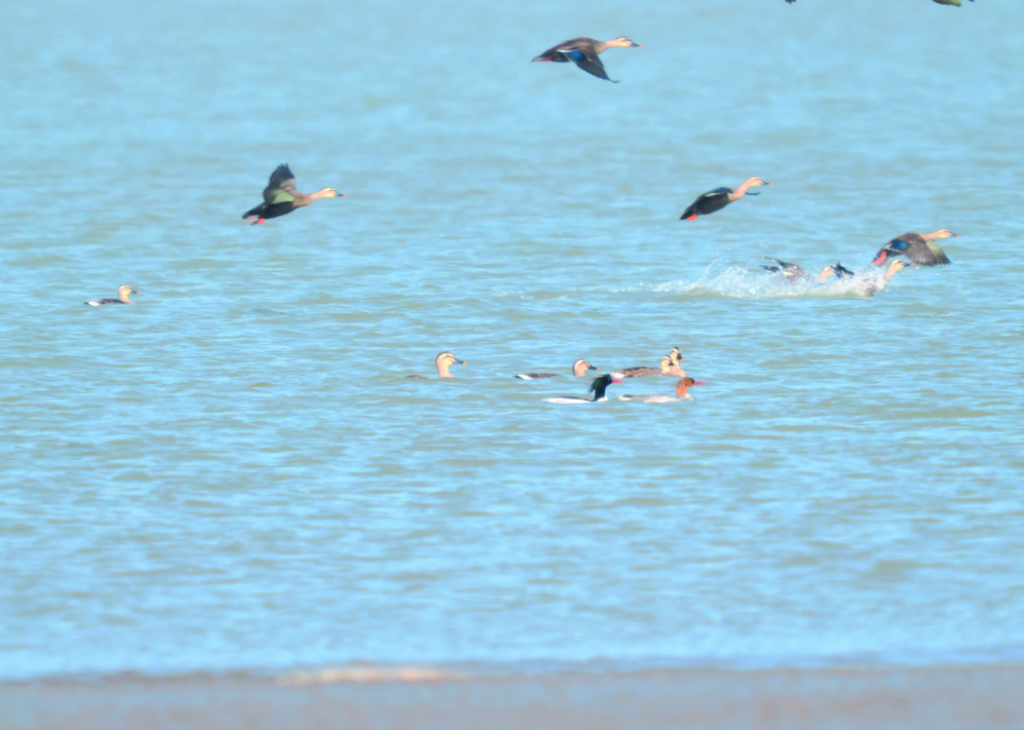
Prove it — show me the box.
[589,365,598,370]
[631,42,642,48]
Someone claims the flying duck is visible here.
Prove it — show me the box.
[243,164,345,224]
[873,230,956,266]
[532,37,642,82]
[680,178,770,221]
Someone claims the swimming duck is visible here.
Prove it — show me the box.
[620,377,705,403]
[242,164,345,224]
[532,37,641,83]
[517,358,597,380]
[612,355,685,379]
[933,0,973,6]
[85,285,139,306]
[407,352,467,380]
[680,178,770,221]
[873,230,956,266]
[544,374,622,404]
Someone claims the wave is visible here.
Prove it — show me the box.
[640,262,889,300]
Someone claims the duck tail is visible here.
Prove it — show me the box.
[680,204,699,221]
[242,204,265,221]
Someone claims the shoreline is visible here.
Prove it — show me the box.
[4,663,1023,730]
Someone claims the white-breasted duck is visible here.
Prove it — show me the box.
[544,374,622,404]
[85,285,139,306]
[517,358,597,380]
[407,352,467,380]
[620,377,705,403]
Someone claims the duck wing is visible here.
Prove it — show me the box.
[568,50,614,81]
[761,258,808,280]
[886,233,951,265]
[533,37,592,62]
[263,164,298,205]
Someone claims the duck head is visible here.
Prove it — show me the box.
[588,374,622,398]
[924,229,958,240]
[610,37,642,48]
[675,377,706,397]
[315,188,346,199]
[435,351,467,378]
[572,358,599,377]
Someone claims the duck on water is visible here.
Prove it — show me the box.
[243,164,345,224]
[680,178,770,221]
[517,359,597,380]
[407,352,467,380]
[544,374,622,404]
[612,353,685,379]
[532,37,641,82]
[620,377,705,403]
[85,285,139,306]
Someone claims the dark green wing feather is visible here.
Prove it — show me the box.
[263,164,297,204]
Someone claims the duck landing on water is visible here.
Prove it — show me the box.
[873,230,956,266]
[532,37,641,82]
[680,178,770,221]
[242,164,345,224]
[85,285,139,306]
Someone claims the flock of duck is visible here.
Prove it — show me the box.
[84,2,969,406]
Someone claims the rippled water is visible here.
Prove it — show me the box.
[2,0,1023,680]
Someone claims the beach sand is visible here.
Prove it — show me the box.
[3,664,1023,730]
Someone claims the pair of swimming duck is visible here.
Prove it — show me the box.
[408,349,686,381]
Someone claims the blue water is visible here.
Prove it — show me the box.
[1,0,1023,680]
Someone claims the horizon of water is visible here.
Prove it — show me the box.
[1,0,1023,681]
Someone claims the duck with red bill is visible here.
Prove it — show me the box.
[620,378,705,403]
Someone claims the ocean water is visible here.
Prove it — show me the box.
[1,0,1023,681]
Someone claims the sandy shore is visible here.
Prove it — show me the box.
[3,664,1024,730]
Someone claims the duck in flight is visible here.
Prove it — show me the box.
[544,374,622,404]
[517,358,598,380]
[407,352,467,380]
[532,37,642,82]
[680,178,770,221]
[85,285,139,306]
[620,377,705,403]
[243,164,345,224]
[933,0,974,6]
[873,230,956,266]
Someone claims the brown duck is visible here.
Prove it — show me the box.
[532,37,641,82]
[243,164,345,225]
[872,230,956,266]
